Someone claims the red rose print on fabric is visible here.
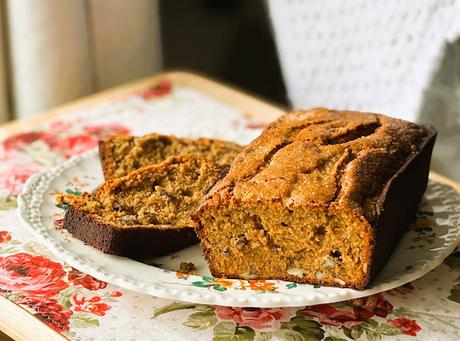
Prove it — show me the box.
[72,294,111,316]
[0,253,68,296]
[3,124,129,160]
[246,122,268,130]
[215,306,296,331]
[57,134,99,158]
[387,282,415,296]
[0,155,45,196]
[387,318,422,336]
[17,296,73,333]
[0,123,130,195]
[0,231,12,243]
[355,293,393,318]
[302,304,361,329]
[54,123,129,157]
[137,80,172,99]
[302,293,393,328]
[49,120,73,133]
[3,132,60,152]
[83,123,129,137]
[68,268,107,291]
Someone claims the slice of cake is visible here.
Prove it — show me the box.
[193,108,436,290]
[63,155,225,259]
[99,133,242,179]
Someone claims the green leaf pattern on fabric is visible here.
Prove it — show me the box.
[152,302,198,318]
[184,311,218,329]
[71,314,100,328]
[0,197,17,211]
[278,317,325,340]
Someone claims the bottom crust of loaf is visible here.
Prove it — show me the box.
[63,206,199,259]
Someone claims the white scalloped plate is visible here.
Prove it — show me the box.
[18,149,460,307]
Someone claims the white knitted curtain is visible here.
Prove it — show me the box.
[268,0,460,180]
[268,0,460,120]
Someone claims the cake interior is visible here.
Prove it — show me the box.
[198,204,373,288]
[103,135,241,178]
[71,156,222,228]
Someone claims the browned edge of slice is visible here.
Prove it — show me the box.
[99,137,120,180]
[63,205,198,260]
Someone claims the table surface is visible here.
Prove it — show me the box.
[0,71,459,341]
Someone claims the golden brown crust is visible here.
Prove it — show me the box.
[201,108,430,221]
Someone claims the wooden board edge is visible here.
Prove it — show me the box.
[429,171,460,193]
[165,70,287,121]
[0,295,67,341]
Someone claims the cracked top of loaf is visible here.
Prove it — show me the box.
[201,108,433,223]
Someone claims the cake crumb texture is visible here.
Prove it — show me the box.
[99,133,242,179]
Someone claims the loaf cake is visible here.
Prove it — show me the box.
[193,108,436,289]
[63,155,226,259]
[99,133,242,179]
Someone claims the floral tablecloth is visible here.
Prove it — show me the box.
[0,79,459,341]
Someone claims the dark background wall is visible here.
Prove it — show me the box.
[160,0,288,106]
